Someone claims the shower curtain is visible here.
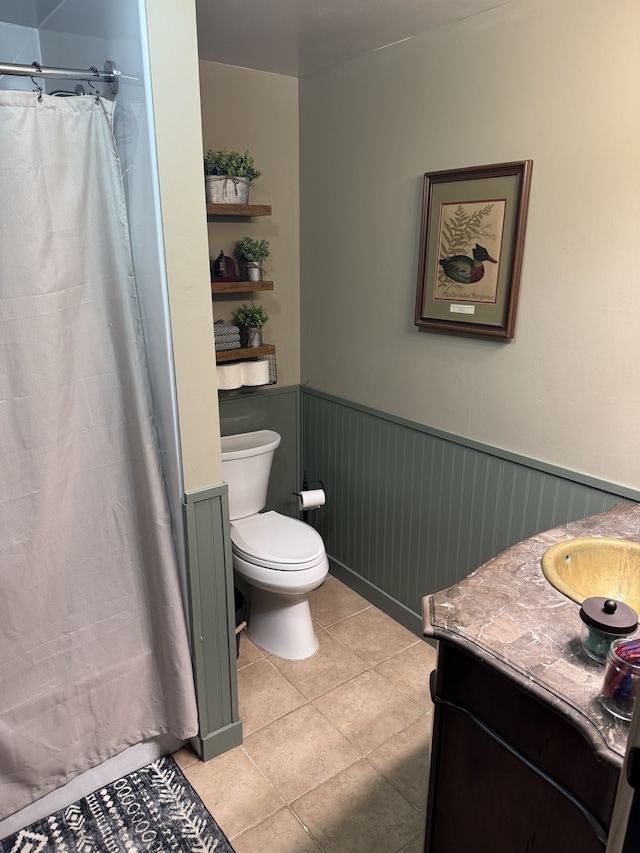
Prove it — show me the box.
[0,91,198,819]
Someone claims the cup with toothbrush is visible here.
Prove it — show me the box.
[600,637,640,721]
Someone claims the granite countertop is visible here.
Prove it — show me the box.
[423,502,640,768]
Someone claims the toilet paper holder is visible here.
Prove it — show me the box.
[293,474,326,521]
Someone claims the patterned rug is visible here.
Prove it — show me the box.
[0,755,235,852]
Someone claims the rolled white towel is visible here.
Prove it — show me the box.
[214,319,240,335]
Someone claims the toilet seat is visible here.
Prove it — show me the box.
[230,510,326,571]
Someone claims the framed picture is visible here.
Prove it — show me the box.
[414,161,533,340]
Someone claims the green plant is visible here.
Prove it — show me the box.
[233,301,270,328]
[203,148,261,182]
[234,237,270,263]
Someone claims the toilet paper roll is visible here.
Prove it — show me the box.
[241,358,270,386]
[216,362,243,390]
[299,489,326,510]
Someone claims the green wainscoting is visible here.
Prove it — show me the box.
[301,388,639,635]
[194,384,638,758]
[214,382,638,640]
[183,483,241,761]
[219,385,301,518]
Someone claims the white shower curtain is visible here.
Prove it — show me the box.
[0,91,198,820]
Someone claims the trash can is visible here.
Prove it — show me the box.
[234,588,247,659]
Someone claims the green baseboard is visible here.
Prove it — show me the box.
[328,557,425,638]
[192,720,243,762]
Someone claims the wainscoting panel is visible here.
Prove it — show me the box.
[302,388,638,632]
[183,483,241,761]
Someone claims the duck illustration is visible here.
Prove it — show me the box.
[439,244,497,284]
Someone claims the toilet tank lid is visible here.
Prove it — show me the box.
[220,429,281,460]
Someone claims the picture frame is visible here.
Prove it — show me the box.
[414,160,533,340]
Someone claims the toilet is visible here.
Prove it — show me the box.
[220,429,328,660]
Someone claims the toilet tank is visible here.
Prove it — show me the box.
[220,430,281,520]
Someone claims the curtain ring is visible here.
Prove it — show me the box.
[30,77,43,101]
[30,61,43,101]
[87,66,100,102]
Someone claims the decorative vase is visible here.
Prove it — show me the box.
[205,175,250,204]
[244,327,263,348]
[245,262,263,282]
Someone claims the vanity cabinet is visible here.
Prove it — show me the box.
[425,641,620,853]
[207,202,275,366]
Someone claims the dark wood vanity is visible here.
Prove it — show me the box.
[424,640,619,851]
[422,504,640,852]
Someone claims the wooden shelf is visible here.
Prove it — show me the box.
[206,203,272,217]
[209,203,276,375]
[216,344,275,364]
[211,280,274,294]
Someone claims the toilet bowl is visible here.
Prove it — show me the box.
[221,430,328,660]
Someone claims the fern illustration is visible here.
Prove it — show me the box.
[437,202,497,293]
[439,203,495,257]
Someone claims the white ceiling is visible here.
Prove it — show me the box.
[1,0,513,80]
[194,0,513,78]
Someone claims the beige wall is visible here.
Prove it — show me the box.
[299,0,640,490]
[199,62,300,387]
[146,0,222,489]
[145,0,639,492]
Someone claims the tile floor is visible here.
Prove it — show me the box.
[174,575,437,853]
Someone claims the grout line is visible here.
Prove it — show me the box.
[398,830,427,853]
[362,751,428,817]
[225,747,286,841]
[288,808,328,853]
[372,657,436,713]
[233,578,433,850]
[311,601,374,630]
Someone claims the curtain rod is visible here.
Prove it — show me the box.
[0,59,120,94]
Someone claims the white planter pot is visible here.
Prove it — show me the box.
[205,175,250,204]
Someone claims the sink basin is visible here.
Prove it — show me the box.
[541,537,640,613]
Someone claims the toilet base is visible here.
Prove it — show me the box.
[247,587,318,660]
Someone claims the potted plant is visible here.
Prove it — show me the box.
[233,301,270,347]
[235,237,270,281]
[204,149,261,204]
